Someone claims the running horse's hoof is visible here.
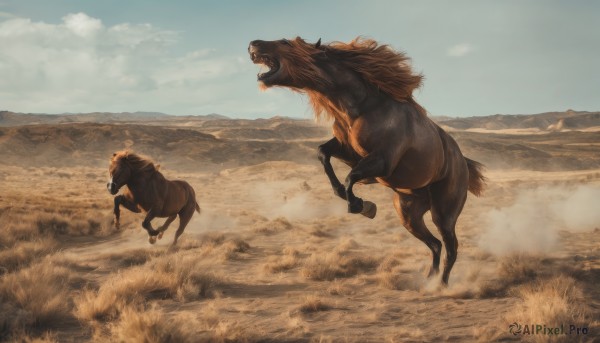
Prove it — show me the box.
[360,201,377,219]
[148,236,157,244]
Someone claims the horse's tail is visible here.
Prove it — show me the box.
[465,157,486,197]
[187,184,201,214]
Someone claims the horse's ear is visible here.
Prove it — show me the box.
[112,153,116,157]
[155,164,161,170]
[315,38,321,48]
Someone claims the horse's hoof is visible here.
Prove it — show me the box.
[148,236,157,244]
[158,232,164,240]
[427,267,440,278]
[360,201,377,219]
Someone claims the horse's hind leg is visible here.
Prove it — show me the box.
[171,205,195,246]
[113,195,140,229]
[157,215,177,240]
[429,177,468,285]
[394,190,442,277]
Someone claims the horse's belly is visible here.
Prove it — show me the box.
[379,161,438,189]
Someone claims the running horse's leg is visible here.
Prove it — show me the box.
[317,138,353,200]
[343,153,390,219]
[113,195,140,229]
[157,215,177,240]
[171,203,196,247]
[394,189,442,278]
[142,209,161,244]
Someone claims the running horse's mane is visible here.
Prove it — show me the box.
[284,37,425,120]
[110,151,158,174]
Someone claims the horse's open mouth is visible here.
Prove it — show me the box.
[250,53,280,81]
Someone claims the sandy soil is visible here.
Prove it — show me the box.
[0,120,599,342]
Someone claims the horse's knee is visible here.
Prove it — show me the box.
[113,196,121,212]
[317,145,329,164]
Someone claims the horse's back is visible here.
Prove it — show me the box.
[159,179,197,216]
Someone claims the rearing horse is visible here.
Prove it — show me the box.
[249,37,485,284]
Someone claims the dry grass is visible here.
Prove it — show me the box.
[0,260,74,335]
[108,306,197,343]
[0,238,58,274]
[326,282,354,296]
[263,247,301,273]
[385,327,425,343]
[75,253,221,323]
[190,233,251,260]
[221,239,251,260]
[509,275,589,342]
[478,254,542,298]
[251,217,293,235]
[298,295,332,314]
[375,254,422,291]
[4,331,59,343]
[36,214,110,237]
[104,248,162,268]
[301,241,379,281]
[0,129,598,342]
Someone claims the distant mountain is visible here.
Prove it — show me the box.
[434,110,600,131]
[2,110,599,132]
[0,119,598,172]
[0,111,230,127]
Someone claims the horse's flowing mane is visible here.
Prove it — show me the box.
[111,150,158,174]
[286,37,425,120]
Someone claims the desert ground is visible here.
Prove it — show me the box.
[0,111,599,342]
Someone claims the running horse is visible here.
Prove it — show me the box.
[107,151,200,246]
[248,37,485,284]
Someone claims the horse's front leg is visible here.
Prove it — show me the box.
[344,153,388,219]
[113,195,140,229]
[142,209,160,244]
[318,138,358,200]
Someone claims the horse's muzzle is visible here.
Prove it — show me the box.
[107,182,118,195]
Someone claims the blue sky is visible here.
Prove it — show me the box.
[0,1,598,118]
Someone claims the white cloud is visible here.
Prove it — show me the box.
[447,43,473,57]
[0,13,257,115]
[63,12,102,37]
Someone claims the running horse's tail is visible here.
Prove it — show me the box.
[465,158,486,197]
[186,183,201,214]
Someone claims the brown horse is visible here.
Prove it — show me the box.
[249,37,485,284]
[107,151,200,246]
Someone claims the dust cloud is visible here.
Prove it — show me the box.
[478,185,600,254]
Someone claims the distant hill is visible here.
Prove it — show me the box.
[0,119,598,172]
[2,110,599,132]
[0,122,321,171]
[0,111,230,127]
[434,110,600,131]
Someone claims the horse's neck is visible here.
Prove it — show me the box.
[127,170,160,197]
[311,66,392,124]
